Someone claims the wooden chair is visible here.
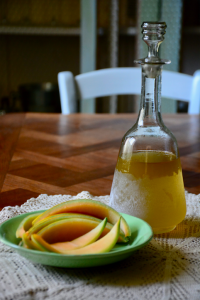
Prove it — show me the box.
[58,67,200,114]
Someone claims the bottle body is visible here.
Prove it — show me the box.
[110,150,186,234]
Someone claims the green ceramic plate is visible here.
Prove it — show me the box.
[0,211,153,268]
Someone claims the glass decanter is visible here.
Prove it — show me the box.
[109,22,186,234]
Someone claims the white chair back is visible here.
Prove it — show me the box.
[58,67,200,114]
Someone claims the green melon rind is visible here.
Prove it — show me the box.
[36,218,109,244]
[31,234,57,253]
[32,218,121,255]
[16,212,41,238]
[31,218,108,253]
[32,199,131,237]
[28,213,129,243]
[22,232,44,251]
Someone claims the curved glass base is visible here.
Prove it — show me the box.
[153,225,176,234]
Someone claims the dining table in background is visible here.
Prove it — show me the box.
[0,112,200,210]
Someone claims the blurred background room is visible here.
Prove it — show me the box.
[0,0,199,114]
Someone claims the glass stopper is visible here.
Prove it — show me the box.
[135,22,171,65]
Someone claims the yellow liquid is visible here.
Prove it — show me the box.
[110,151,186,234]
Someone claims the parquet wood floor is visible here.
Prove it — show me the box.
[0,113,199,209]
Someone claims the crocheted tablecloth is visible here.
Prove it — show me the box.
[0,191,200,300]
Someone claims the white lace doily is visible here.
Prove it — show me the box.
[0,191,200,300]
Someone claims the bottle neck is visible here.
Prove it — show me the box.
[137,64,163,127]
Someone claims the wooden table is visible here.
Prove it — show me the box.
[0,113,200,210]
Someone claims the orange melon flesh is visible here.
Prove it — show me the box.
[32,218,121,255]
[37,218,110,244]
[31,218,108,253]
[16,212,41,238]
[31,235,59,253]
[28,213,128,243]
[32,199,131,237]
[28,213,95,237]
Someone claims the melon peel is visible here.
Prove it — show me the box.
[30,218,108,253]
[28,213,128,243]
[16,212,41,238]
[22,232,44,251]
[32,199,131,237]
[32,218,121,255]
[36,218,109,244]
